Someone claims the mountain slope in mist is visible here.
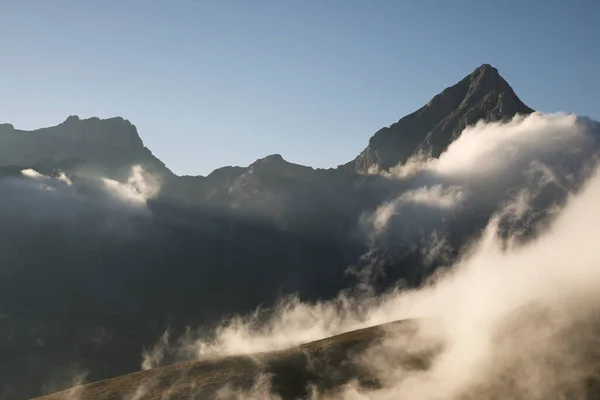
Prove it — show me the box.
[34,321,426,400]
[0,116,171,181]
[3,64,596,400]
[44,149,600,400]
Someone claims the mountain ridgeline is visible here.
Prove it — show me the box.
[346,64,533,172]
[0,65,541,399]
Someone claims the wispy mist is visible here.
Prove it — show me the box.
[0,164,157,230]
[140,113,600,399]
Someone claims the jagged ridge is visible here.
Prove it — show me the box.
[0,64,532,185]
[0,64,538,400]
[345,64,534,173]
[0,115,172,181]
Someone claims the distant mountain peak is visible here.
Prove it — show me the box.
[474,62,497,74]
[469,63,503,83]
[254,154,286,164]
[50,115,145,153]
[63,114,80,123]
[466,63,520,98]
[345,64,533,173]
[0,123,14,131]
[0,115,171,180]
[0,64,532,192]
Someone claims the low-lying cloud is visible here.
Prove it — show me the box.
[101,165,160,205]
[330,156,600,399]
[363,113,599,256]
[0,164,157,229]
[139,112,600,399]
[370,184,464,234]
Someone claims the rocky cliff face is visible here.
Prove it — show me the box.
[0,115,172,181]
[0,64,533,208]
[158,64,535,229]
[345,64,534,173]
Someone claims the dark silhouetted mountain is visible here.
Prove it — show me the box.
[0,115,172,181]
[345,64,534,173]
[0,65,554,400]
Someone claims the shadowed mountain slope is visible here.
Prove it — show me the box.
[0,116,171,181]
[0,64,545,400]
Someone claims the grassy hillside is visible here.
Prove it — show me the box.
[33,320,429,400]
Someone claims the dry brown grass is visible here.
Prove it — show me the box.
[33,320,418,400]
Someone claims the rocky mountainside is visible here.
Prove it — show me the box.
[0,115,171,181]
[345,64,534,173]
[0,64,551,400]
[0,65,533,213]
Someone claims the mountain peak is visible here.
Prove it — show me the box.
[469,64,503,88]
[55,115,144,149]
[250,154,288,168]
[474,63,497,73]
[261,154,285,162]
[470,63,502,79]
[346,64,533,173]
[469,63,513,92]
[64,114,80,123]
[0,115,172,180]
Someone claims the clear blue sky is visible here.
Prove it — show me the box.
[1,0,598,176]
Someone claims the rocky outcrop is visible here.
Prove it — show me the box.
[0,64,532,204]
[0,115,172,181]
[344,64,534,173]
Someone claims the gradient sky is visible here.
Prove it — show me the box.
[1,0,598,176]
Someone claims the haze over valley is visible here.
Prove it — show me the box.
[1,63,600,399]
[2,2,600,399]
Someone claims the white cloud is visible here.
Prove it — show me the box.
[21,168,45,179]
[184,161,600,399]
[0,165,158,231]
[365,113,598,240]
[140,112,600,399]
[101,165,159,205]
[397,185,464,209]
[431,113,589,179]
[370,185,463,234]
